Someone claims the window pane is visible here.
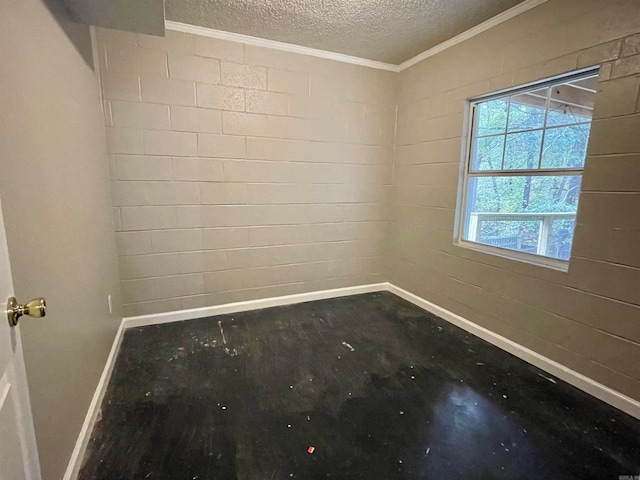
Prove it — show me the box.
[471,135,505,171]
[504,130,543,170]
[464,175,581,260]
[547,218,577,261]
[507,87,548,132]
[547,78,595,126]
[476,99,508,136]
[540,124,590,169]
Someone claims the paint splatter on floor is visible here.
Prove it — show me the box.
[341,341,356,352]
[79,292,640,479]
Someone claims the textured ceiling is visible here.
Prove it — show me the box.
[165,0,526,64]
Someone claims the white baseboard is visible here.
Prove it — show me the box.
[63,283,385,479]
[386,283,640,420]
[123,281,640,419]
[122,283,388,328]
[63,321,126,480]
[64,281,640,478]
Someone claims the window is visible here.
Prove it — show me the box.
[456,69,598,269]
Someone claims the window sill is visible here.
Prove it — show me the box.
[454,239,570,272]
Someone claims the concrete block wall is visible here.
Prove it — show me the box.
[98,0,640,401]
[96,28,395,316]
[391,0,640,400]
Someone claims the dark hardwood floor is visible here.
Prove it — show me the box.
[79,292,640,479]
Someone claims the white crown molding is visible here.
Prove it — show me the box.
[398,0,549,71]
[166,0,547,73]
[165,21,399,72]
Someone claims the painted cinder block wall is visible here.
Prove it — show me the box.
[99,0,640,402]
[391,0,640,401]
[96,28,395,317]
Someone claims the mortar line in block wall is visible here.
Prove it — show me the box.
[399,264,640,348]
[387,252,640,312]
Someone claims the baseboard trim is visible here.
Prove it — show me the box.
[65,281,640,478]
[63,321,126,480]
[386,283,640,420]
[122,283,388,328]
[123,281,640,419]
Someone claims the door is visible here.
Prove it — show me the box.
[0,196,41,480]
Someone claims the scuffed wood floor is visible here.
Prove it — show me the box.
[79,292,640,479]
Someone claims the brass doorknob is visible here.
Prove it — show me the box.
[7,297,46,327]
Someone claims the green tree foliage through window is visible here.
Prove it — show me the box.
[460,71,598,262]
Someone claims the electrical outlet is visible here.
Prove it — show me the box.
[108,294,113,315]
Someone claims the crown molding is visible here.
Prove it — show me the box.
[166,0,548,73]
[398,0,549,71]
[165,21,399,72]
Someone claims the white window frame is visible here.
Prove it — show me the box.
[454,68,599,272]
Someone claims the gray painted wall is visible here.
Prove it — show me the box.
[96,28,395,316]
[0,0,122,478]
[99,0,640,404]
[391,0,640,401]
